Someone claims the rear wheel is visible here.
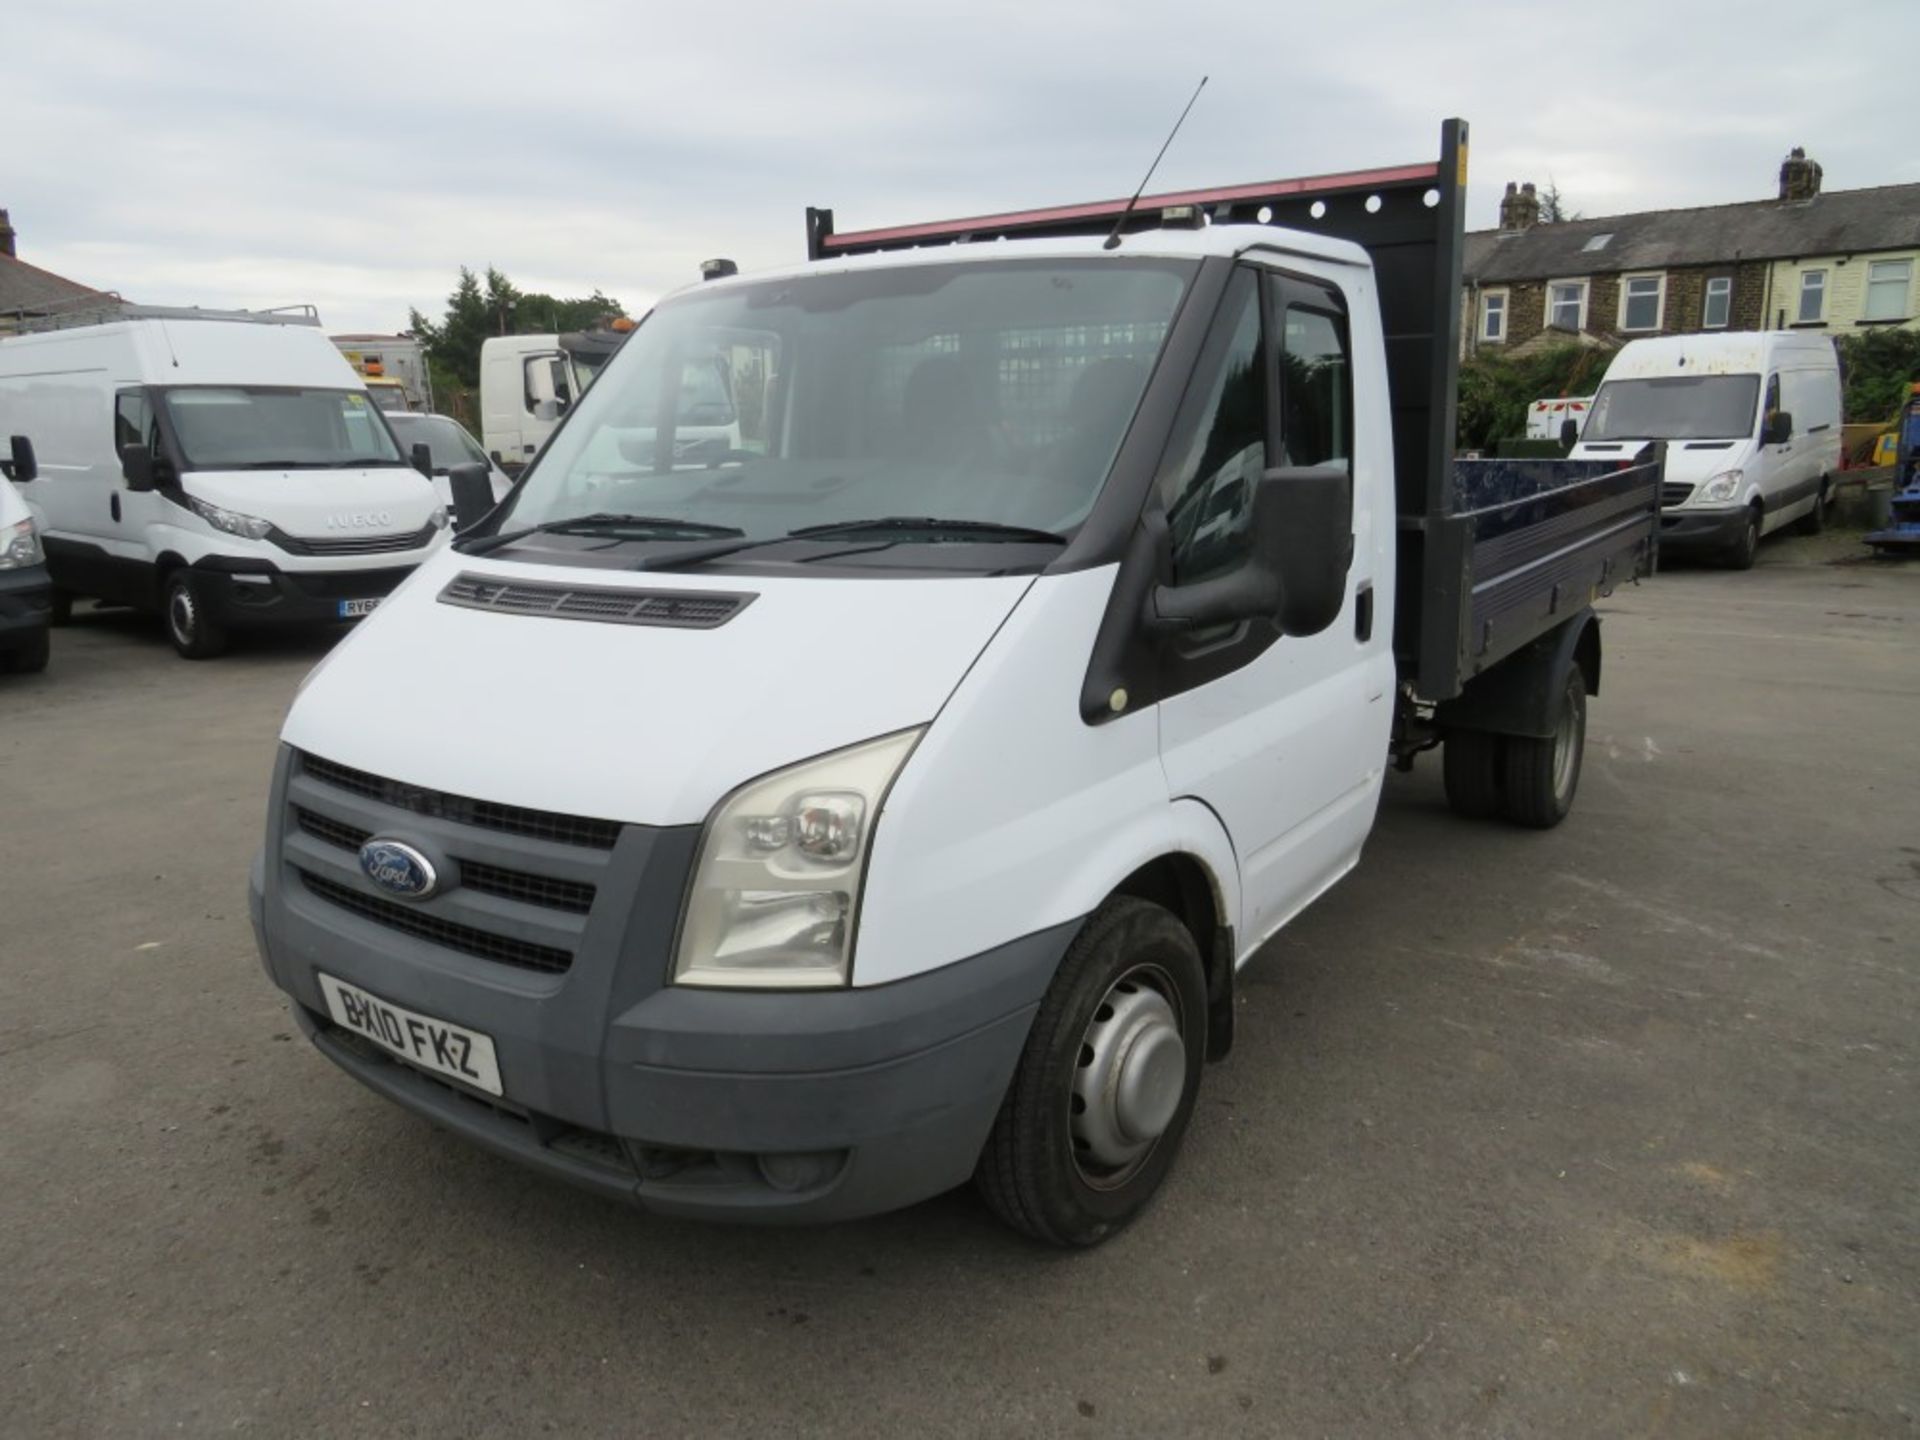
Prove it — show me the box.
[1796,482,1827,536]
[1725,507,1761,570]
[1501,665,1586,829]
[164,571,229,660]
[975,897,1206,1247]
[1,629,50,674]
[1442,731,1504,819]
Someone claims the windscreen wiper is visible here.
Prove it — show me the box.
[455,513,745,555]
[785,517,1068,545]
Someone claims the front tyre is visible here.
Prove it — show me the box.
[975,897,1206,1247]
[1501,664,1587,829]
[164,571,230,660]
[1725,507,1761,571]
[1,630,50,674]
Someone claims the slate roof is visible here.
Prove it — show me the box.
[1464,183,1920,283]
[0,251,119,318]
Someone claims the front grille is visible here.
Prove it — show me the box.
[439,572,753,630]
[280,568,417,601]
[298,868,573,974]
[293,806,598,915]
[272,523,439,557]
[299,752,621,850]
[1661,481,1695,508]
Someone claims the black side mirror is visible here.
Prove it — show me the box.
[410,442,434,478]
[120,443,157,492]
[1763,410,1793,446]
[1148,466,1354,638]
[447,461,496,532]
[1559,417,1579,450]
[2,434,36,483]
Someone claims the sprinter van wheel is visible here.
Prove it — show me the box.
[1501,665,1586,829]
[164,572,229,660]
[1442,731,1503,819]
[976,897,1206,1247]
[1726,508,1761,571]
[2,630,50,674]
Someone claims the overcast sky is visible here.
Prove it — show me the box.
[11,0,1915,334]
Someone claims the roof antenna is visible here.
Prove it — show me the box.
[1103,76,1209,251]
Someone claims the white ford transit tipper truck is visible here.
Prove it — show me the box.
[0,307,448,657]
[251,121,1665,1245]
[1572,331,1840,568]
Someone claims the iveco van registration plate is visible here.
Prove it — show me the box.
[338,598,380,619]
[317,973,503,1096]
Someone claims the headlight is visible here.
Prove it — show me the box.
[185,494,273,540]
[0,518,43,570]
[1701,469,1744,502]
[429,505,450,531]
[674,728,924,989]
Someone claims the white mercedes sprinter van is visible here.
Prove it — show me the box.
[1572,332,1841,568]
[0,307,447,657]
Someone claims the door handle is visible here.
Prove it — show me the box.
[110,493,122,523]
[1354,582,1374,644]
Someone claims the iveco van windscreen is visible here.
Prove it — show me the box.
[158,387,406,470]
[1585,374,1762,442]
[496,258,1197,558]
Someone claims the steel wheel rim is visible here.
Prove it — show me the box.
[168,585,197,645]
[1069,963,1187,1190]
[1551,690,1579,799]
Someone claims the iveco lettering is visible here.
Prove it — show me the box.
[248,120,1665,1245]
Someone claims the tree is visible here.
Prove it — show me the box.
[410,266,627,389]
[1537,179,1580,225]
[1457,342,1617,450]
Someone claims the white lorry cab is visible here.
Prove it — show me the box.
[252,122,1667,1244]
[1572,332,1841,568]
[0,307,447,657]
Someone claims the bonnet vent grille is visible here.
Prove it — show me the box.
[438,573,754,629]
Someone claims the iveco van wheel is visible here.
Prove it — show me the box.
[1501,665,1586,829]
[1796,484,1827,537]
[1442,731,1504,819]
[1726,509,1761,571]
[164,571,230,660]
[975,896,1206,1247]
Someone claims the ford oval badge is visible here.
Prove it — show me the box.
[358,839,438,900]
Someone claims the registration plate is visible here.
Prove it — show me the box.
[317,973,503,1096]
[338,598,380,619]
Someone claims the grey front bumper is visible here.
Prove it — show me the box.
[251,748,1072,1223]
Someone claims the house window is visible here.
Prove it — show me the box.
[1619,274,1665,332]
[1864,259,1913,322]
[1480,289,1507,343]
[1797,269,1827,323]
[1702,276,1733,329]
[1547,279,1588,332]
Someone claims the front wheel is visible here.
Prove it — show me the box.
[1,629,50,674]
[1725,508,1761,570]
[164,571,230,660]
[975,897,1207,1247]
[1501,664,1587,829]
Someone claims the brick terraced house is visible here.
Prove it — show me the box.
[0,209,125,334]
[1463,149,1920,356]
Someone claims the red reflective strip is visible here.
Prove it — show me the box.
[823,161,1443,251]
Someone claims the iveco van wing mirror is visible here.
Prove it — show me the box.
[2,434,36,483]
[447,461,496,533]
[1147,466,1354,638]
[120,443,157,492]
[1763,410,1793,446]
[410,442,434,478]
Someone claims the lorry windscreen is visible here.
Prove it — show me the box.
[1584,374,1761,442]
[159,386,406,470]
[503,258,1196,547]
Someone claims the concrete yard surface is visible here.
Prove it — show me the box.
[2,531,1917,1437]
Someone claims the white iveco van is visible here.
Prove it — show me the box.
[1572,332,1841,568]
[0,307,447,656]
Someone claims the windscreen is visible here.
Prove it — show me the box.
[160,387,404,469]
[505,258,1195,540]
[1585,374,1761,441]
[389,415,485,472]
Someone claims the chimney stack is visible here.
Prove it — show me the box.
[1499,181,1541,232]
[0,209,15,259]
[1778,147,1823,202]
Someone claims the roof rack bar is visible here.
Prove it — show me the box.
[4,301,322,334]
[808,159,1443,259]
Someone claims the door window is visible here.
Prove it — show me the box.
[1278,301,1352,469]
[1160,270,1266,584]
[523,353,571,416]
[1762,374,1783,438]
[114,389,157,455]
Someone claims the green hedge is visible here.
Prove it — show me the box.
[1836,329,1920,425]
[1457,344,1616,451]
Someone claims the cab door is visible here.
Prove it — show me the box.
[1155,263,1392,953]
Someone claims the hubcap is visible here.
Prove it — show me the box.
[1070,966,1186,1186]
